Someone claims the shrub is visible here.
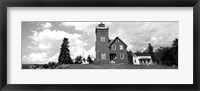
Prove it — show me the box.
[48,62,58,69]
[43,64,49,69]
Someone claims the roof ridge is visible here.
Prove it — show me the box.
[108,36,127,47]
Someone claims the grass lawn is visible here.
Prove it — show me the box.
[22,63,178,69]
[22,64,45,69]
[55,64,178,69]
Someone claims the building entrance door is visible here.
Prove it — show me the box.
[110,53,117,61]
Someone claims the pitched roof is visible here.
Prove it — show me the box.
[134,53,151,56]
[109,39,114,43]
[108,36,127,47]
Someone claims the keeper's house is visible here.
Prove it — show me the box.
[132,53,153,65]
[95,22,128,64]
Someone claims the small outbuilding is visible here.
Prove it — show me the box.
[133,53,153,65]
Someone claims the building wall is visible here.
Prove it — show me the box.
[95,29,109,64]
[109,39,128,64]
[133,56,152,65]
[133,55,140,65]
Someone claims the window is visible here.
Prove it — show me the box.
[119,45,123,50]
[100,37,105,42]
[112,45,116,50]
[117,39,119,42]
[101,54,106,59]
[120,53,124,59]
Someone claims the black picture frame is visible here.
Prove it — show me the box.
[0,0,199,91]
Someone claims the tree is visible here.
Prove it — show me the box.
[161,38,178,66]
[43,64,49,69]
[160,47,173,66]
[58,38,73,64]
[154,47,164,64]
[83,58,86,63]
[172,38,178,48]
[147,43,153,54]
[127,50,133,64]
[153,38,178,66]
[135,51,142,53]
[147,43,157,63]
[172,38,178,66]
[48,62,58,69]
[74,55,82,64]
[87,55,93,64]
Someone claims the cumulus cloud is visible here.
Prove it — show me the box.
[109,22,178,52]
[40,22,52,29]
[22,52,59,64]
[47,53,59,62]
[74,46,95,59]
[60,22,95,30]
[25,28,94,64]
[60,22,112,31]
[69,45,95,59]
[22,52,48,63]
[28,29,82,50]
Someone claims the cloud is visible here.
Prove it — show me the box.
[60,22,95,31]
[69,45,94,59]
[40,22,52,29]
[38,43,52,50]
[22,52,59,64]
[70,46,95,60]
[22,52,47,62]
[109,22,178,52]
[28,29,82,50]
[60,22,112,31]
[47,53,59,62]
[25,28,93,63]
[85,46,95,59]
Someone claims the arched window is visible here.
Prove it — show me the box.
[120,53,124,59]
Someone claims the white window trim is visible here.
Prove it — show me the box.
[112,45,116,50]
[120,53,124,59]
[101,54,106,59]
[119,45,123,50]
[100,37,105,42]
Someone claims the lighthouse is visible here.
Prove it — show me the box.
[95,22,109,64]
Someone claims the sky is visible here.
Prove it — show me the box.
[22,21,178,64]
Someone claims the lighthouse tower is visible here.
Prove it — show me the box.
[95,22,109,64]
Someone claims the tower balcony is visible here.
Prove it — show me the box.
[96,26,109,30]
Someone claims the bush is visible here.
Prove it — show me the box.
[74,56,82,64]
[43,64,49,69]
[30,64,39,69]
[48,62,58,69]
[87,55,93,64]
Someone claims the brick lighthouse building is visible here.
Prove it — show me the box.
[95,22,128,64]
